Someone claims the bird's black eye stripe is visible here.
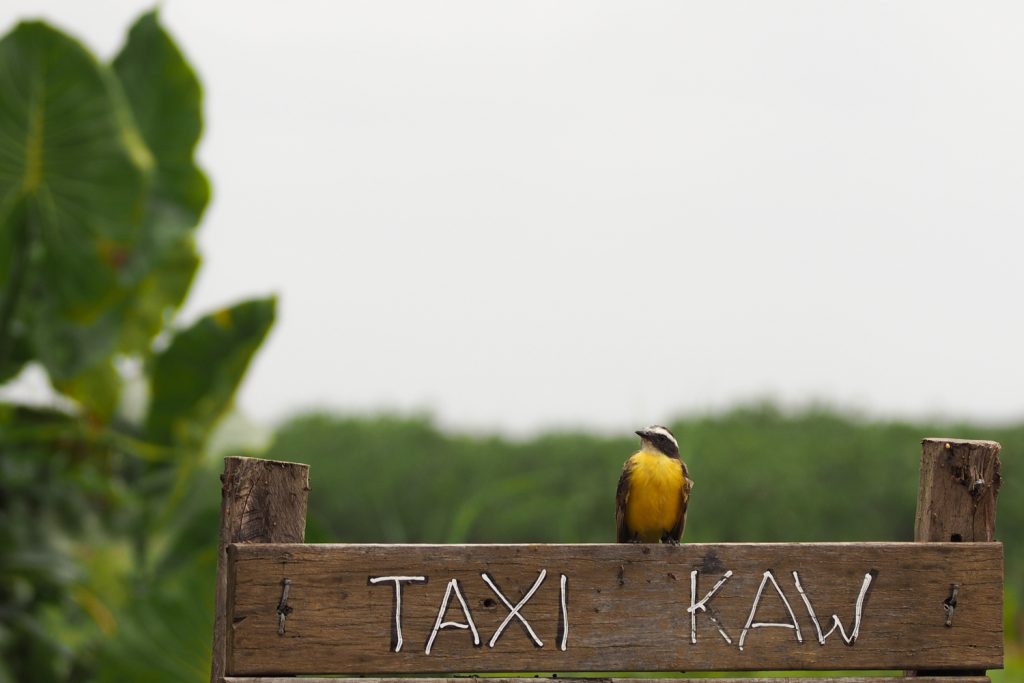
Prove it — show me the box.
[654,434,679,457]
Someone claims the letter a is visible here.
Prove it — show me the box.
[425,579,481,655]
[738,571,804,651]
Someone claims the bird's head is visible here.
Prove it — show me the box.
[636,425,680,458]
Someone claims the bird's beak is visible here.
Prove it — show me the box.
[635,429,647,438]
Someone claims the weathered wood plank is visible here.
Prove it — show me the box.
[212,457,310,683]
[226,677,992,683]
[225,542,1002,675]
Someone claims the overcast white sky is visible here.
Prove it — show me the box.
[3,2,1022,435]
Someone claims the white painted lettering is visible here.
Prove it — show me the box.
[368,575,426,652]
[481,569,546,648]
[738,570,803,651]
[558,573,569,651]
[793,570,874,646]
[425,579,481,655]
[687,569,734,644]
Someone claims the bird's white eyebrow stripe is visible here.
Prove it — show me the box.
[645,425,678,448]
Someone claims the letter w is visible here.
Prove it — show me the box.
[793,570,874,645]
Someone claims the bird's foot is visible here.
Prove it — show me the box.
[661,535,680,546]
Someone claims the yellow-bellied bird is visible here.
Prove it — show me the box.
[616,426,693,544]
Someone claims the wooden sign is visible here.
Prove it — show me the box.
[225,541,1002,676]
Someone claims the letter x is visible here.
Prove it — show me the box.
[480,569,547,648]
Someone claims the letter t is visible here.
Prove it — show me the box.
[369,575,427,652]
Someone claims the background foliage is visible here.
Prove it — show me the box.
[0,11,273,683]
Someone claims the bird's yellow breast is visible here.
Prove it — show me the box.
[624,451,685,542]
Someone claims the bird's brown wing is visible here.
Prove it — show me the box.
[667,460,694,543]
[615,459,634,543]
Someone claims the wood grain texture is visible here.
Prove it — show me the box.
[225,543,1002,676]
[912,438,1002,679]
[915,439,1001,544]
[226,677,991,683]
[212,457,310,683]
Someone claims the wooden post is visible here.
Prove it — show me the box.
[211,456,310,683]
[916,438,1002,543]
[912,437,1002,678]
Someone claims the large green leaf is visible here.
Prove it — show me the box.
[52,359,119,423]
[116,236,200,356]
[0,195,29,379]
[112,11,209,356]
[113,10,208,237]
[0,21,153,380]
[145,297,276,447]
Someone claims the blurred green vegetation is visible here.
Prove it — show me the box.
[0,10,274,683]
[267,405,1023,550]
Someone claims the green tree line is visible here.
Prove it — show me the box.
[269,405,1023,551]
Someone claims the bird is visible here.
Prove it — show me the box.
[616,425,693,544]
